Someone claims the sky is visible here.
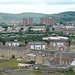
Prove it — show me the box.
[0,0,75,14]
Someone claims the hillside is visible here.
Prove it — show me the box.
[48,11,75,22]
[0,11,75,23]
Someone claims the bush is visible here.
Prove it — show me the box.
[12,55,15,58]
[2,55,4,57]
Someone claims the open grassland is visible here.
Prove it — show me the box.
[0,59,25,69]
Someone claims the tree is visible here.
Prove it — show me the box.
[52,28,54,31]
[28,27,32,33]
[12,55,15,58]
[60,21,63,24]
[18,44,25,47]
[20,56,22,58]
[46,27,49,32]
[2,55,4,57]
[67,39,71,47]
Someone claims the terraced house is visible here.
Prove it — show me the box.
[27,41,47,50]
[70,39,75,52]
[55,52,75,65]
[0,46,31,59]
[5,40,25,47]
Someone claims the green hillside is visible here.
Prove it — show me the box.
[0,11,75,23]
[48,11,75,22]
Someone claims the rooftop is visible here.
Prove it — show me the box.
[0,46,27,50]
[56,52,75,58]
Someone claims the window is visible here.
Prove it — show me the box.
[66,61,67,65]
[65,43,67,45]
[39,47,40,49]
[60,48,63,51]
[51,44,52,46]
[69,62,71,65]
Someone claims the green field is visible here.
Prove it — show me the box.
[0,59,25,69]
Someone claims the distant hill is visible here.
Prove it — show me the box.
[48,11,75,22]
[0,11,75,24]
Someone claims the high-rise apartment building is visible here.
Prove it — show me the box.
[23,18,28,26]
[51,18,55,25]
[45,18,49,26]
[29,18,33,25]
[45,17,55,26]
[40,18,44,24]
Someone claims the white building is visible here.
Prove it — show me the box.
[5,40,25,47]
[28,41,47,50]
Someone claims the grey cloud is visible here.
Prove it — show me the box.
[46,0,75,5]
[0,0,75,5]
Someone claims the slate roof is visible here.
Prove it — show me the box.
[29,41,46,45]
[6,41,21,43]
[30,51,55,56]
[47,59,57,65]
[56,52,75,58]
[0,46,27,50]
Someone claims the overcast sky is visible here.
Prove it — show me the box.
[0,0,75,14]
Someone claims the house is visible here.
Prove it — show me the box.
[70,39,75,52]
[54,28,66,32]
[27,41,47,50]
[53,25,66,32]
[31,27,46,32]
[65,25,74,29]
[55,46,67,52]
[49,40,69,47]
[6,27,20,33]
[25,53,36,61]
[55,52,75,66]
[0,42,3,46]
[35,51,55,64]
[7,27,12,32]
[0,46,31,58]
[63,28,75,35]
[49,27,53,32]
[25,34,45,36]
[43,59,57,67]
[5,40,25,47]
[50,33,57,37]
[22,27,28,32]
[71,60,75,72]
[0,27,5,32]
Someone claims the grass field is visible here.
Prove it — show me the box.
[0,59,25,69]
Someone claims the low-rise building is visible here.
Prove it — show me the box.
[71,60,75,72]
[63,28,75,35]
[55,46,67,52]
[25,53,36,61]
[0,46,31,58]
[43,59,57,67]
[35,51,55,64]
[70,39,75,52]
[0,42,3,46]
[49,40,69,47]
[27,41,47,50]
[31,28,46,32]
[55,52,75,65]
[5,40,25,47]
[0,27,5,32]
[6,27,20,33]
[43,36,68,40]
